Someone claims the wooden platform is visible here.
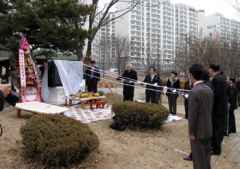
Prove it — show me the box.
[15,101,70,118]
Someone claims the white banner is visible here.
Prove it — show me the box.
[18,49,26,102]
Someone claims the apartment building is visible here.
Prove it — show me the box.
[205,13,240,43]
[91,0,201,73]
[174,3,199,73]
[114,1,200,72]
[95,13,116,70]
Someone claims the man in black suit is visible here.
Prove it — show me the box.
[188,64,213,169]
[209,63,227,156]
[117,63,138,101]
[183,79,193,119]
[84,60,100,93]
[235,77,240,106]
[142,67,160,103]
[227,77,237,134]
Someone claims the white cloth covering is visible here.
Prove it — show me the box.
[41,60,84,102]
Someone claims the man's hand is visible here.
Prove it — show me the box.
[189,135,195,140]
[0,84,11,97]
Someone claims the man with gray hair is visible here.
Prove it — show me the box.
[117,63,138,101]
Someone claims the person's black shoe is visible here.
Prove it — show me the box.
[183,156,192,161]
[210,151,221,156]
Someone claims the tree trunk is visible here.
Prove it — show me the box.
[77,48,83,61]
[84,40,93,65]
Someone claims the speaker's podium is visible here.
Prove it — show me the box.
[47,61,65,105]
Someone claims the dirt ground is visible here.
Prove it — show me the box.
[0,94,239,169]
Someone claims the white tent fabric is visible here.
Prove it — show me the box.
[41,60,84,102]
[41,64,50,102]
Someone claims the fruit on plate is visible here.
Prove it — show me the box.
[88,93,93,97]
[93,93,100,97]
[80,93,88,98]
[98,90,104,96]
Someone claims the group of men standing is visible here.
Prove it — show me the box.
[183,63,237,169]
[84,60,238,169]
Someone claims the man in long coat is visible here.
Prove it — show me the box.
[117,63,138,101]
[209,63,227,155]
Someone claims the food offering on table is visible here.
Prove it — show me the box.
[78,93,100,98]
[69,90,103,99]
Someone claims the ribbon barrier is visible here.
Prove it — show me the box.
[82,63,190,95]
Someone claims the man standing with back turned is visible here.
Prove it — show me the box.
[209,63,227,155]
[188,64,213,169]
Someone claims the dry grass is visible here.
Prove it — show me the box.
[0,100,238,168]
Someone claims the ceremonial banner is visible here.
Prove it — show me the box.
[19,37,41,102]
[18,49,27,102]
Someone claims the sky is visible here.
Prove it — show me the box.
[171,0,240,20]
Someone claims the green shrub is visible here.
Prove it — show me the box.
[112,101,169,129]
[20,114,99,166]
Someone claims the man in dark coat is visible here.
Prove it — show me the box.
[188,64,213,169]
[183,79,193,119]
[142,67,160,103]
[166,71,180,115]
[235,77,240,106]
[117,63,138,101]
[84,60,100,93]
[182,78,193,161]
[227,77,237,134]
[209,63,227,156]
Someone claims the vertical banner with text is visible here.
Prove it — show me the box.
[18,49,27,102]
[19,37,41,102]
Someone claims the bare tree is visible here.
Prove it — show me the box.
[115,35,130,75]
[230,0,240,13]
[181,30,240,78]
[99,33,112,76]
[82,0,143,63]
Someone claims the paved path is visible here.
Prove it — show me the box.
[100,87,240,168]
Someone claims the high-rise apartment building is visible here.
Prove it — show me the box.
[95,13,116,70]
[205,13,240,43]
[90,0,201,73]
[174,3,199,73]
[115,0,176,72]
